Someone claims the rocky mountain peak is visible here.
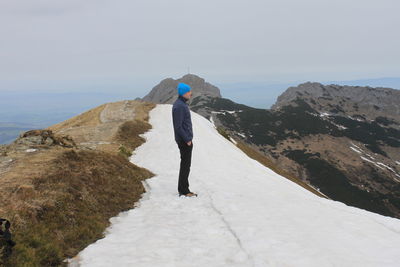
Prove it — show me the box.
[180,73,205,83]
[141,74,222,104]
[271,82,400,125]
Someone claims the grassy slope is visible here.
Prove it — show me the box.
[1,102,156,266]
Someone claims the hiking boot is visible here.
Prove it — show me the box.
[179,192,198,197]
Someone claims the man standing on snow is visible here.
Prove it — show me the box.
[172,83,197,197]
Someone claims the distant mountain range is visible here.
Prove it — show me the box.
[2,76,399,144]
[141,74,400,219]
[216,77,400,109]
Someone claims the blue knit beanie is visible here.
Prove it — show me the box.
[177,83,191,96]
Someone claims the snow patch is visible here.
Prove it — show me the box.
[209,116,216,128]
[211,110,241,116]
[25,149,37,153]
[365,154,375,160]
[360,157,400,179]
[306,111,319,117]
[347,115,364,122]
[229,137,238,145]
[350,147,362,154]
[75,104,400,267]
[376,162,397,174]
[211,111,226,115]
[360,156,385,170]
[350,142,362,150]
[319,112,330,117]
[336,124,347,130]
[237,133,246,138]
[329,121,347,130]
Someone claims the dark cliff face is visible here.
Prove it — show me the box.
[141,74,222,104]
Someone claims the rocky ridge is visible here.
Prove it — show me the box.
[272,82,400,126]
[143,75,400,219]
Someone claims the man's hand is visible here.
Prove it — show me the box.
[187,141,192,146]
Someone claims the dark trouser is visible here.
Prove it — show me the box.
[177,140,193,195]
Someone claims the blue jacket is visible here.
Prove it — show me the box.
[172,95,193,143]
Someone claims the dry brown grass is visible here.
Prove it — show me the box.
[4,149,153,266]
[48,104,106,132]
[115,120,151,156]
[114,102,155,158]
[131,101,155,122]
[0,100,156,266]
[0,149,63,217]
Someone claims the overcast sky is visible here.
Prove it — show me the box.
[1,0,399,94]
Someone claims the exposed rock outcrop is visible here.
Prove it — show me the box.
[15,129,76,148]
[141,74,222,104]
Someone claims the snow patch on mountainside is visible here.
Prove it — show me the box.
[350,143,400,181]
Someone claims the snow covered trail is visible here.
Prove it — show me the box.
[75,104,400,267]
